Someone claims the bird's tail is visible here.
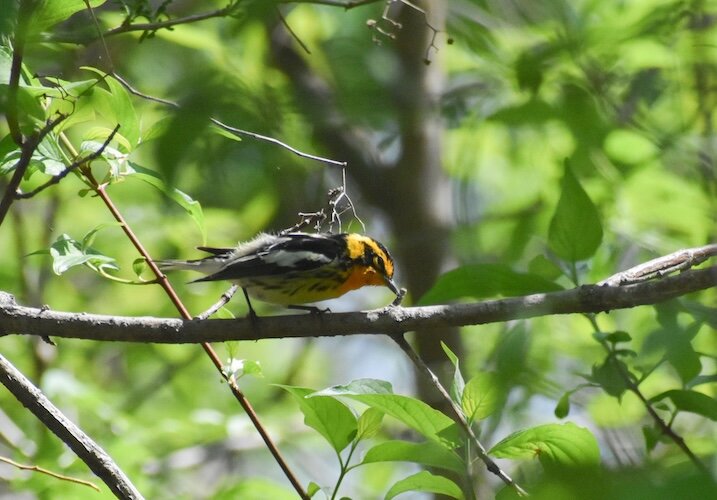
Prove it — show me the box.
[156,258,224,275]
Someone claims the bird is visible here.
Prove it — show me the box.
[157,232,403,313]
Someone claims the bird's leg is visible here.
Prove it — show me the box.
[242,287,259,319]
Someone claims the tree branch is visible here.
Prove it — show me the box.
[50,2,241,44]
[1,265,714,343]
[0,354,143,499]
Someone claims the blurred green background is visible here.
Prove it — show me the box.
[1,0,716,498]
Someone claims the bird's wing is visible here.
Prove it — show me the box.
[193,233,345,282]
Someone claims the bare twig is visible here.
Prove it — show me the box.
[14,124,120,200]
[0,455,100,492]
[2,264,715,343]
[599,244,717,286]
[0,354,143,499]
[109,72,346,167]
[390,334,528,495]
[196,284,240,320]
[210,118,348,167]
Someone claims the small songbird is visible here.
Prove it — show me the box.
[157,232,403,310]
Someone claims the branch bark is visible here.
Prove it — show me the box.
[1,265,714,343]
[0,354,143,499]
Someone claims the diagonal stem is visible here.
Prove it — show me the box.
[390,333,528,496]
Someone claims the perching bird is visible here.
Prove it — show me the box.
[157,232,403,311]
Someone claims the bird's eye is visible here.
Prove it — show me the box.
[373,255,385,273]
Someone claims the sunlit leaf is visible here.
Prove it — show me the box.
[279,386,357,453]
[385,471,464,500]
[312,379,462,448]
[128,163,206,242]
[29,0,107,34]
[362,440,465,475]
[462,372,503,423]
[356,408,384,441]
[490,422,600,467]
[441,342,465,407]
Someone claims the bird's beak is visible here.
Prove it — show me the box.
[384,276,405,305]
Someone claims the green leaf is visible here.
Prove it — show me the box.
[441,342,465,406]
[132,258,148,278]
[527,254,564,280]
[128,163,206,243]
[79,140,129,180]
[279,386,357,453]
[490,422,600,467]
[418,263,563,305]
[80,68,139,148]
[312,379,462,448]
[554,392,571,419]
[587,357,630,399]
[650,390,717,421]
[385,471,464,500]
[600,331,632,345]
[49,234,118,275]
[462,372,502,423]
[548,160,603,262]
[307,482,321,498]
[29,1,107,35]
[362,440,465,475]
[356,408,384,441]
[604,129,658,165]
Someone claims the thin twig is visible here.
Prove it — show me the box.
[15,124,120,200]
[109,72,346,167]
[74,169,308,499]
[66,6,309,494]
[390,334,528,496]
[586,315,709,474]
[280,0,381,8]
[0,455,100,492]
[51,2,241,44]
[277,7,312,55]
[195,285,240,320]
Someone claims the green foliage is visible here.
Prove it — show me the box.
[548,160,603,264]
[1,0,716,498]
[418,263,563,305]
[489,422,601,467]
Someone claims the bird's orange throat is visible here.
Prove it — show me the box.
[338,266,384,294]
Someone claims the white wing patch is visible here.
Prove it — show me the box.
[263,250,331,267]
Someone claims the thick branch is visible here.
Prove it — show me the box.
[1,266,714,343]
[0,354,143,499]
